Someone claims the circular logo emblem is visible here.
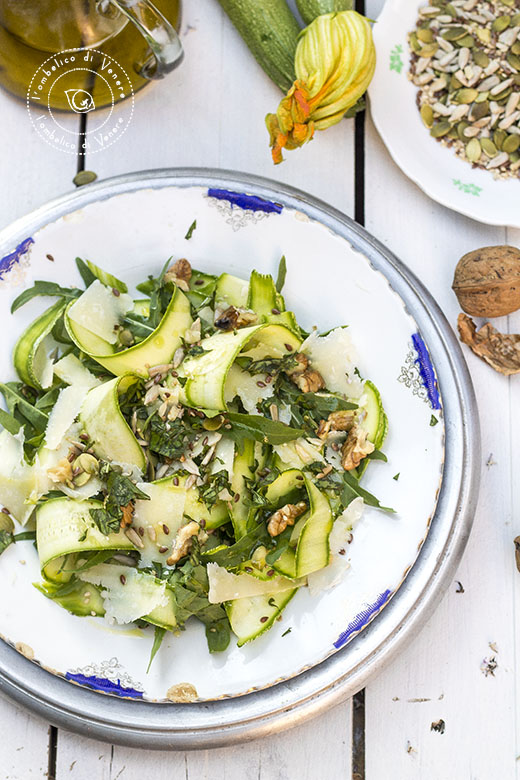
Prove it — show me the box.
[27,49,134,155]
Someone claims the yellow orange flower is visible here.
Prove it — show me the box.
[266,11,376,163]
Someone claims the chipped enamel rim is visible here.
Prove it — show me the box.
[0,169,479,748]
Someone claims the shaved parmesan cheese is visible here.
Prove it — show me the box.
[133,481,187,568]
[224,364,274,413]
[53,353,100,389]
[274,437,324,469]
[32,333,56,389]
[307,498,364,594]
[78,564,168,624]
[0,430,41,525]
[68,279,133,345]
[211,437,235,478]
[207,562,302,604]
[44,386,89,449]
[301,327,363,399]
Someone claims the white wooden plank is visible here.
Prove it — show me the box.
[0,92,78,231]
[86,0,354,216]
[363,115,517,779]
[56,701,352,779]
[0,695,50,780]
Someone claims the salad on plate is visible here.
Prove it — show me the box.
[0,253,389,665]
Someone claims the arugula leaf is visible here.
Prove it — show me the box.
[148,414,197,460]
[240,353,298,377]
[75,257,97,288]
[147,626,166,672]
[341,471,394,512]
[275,255,287,293]
[11,281,81,313]
[122,312,155,342]
[13,531,36,542]
[225,412,304,447]
[0,383,49,433]
[185,219,197,240]
[0,530,14,556]
[204,618,230,653]
[203,525,270,568]
[0,408,23,435]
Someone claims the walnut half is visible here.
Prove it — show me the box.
[166,520,200,565]
[267,501,307,537]
[341,425,374,471]
[164,258,192,292]
[286,352,325,393]
[317,410,356,439]
[214,306,258,331]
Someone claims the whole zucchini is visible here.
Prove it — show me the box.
[296,0,353,25]
[217,0,300,91]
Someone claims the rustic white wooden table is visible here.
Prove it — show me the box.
[0,1,518,778]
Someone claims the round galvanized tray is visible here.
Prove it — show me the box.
[0,169,479,749]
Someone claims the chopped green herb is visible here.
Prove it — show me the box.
[185,219,197,240]
[0,530,14,556]
[430,415,439,427]
[275,255,287,293]
[281,627,292,637]
[393,473,400,481]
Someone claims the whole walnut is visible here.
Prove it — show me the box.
[452,245,520,318]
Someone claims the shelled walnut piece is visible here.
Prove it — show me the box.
[286,352,325,393]
[458,313,520,376]
[452,246,520,318]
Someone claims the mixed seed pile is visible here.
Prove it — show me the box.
[409,0,520,178]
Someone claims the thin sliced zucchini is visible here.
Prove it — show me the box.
[182,323,300,411]
[247,270,298,331]
[36,497,134,570]
[360,379,388,448]
[229,439,255,539]
[144,586,177,630]
[79,374,145,470]
[215,272,249,309]
[13,299,66,389]
[226,588,297,646]
[264,468,306,506]
[296,476,333,577]
[65,287,192,377]
[35,579,105,617]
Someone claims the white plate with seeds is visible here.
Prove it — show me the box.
[369,0,520,228]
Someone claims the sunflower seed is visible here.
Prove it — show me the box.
[498,110,520,129]
[486,151,509,168]
[463,125,481,137]
[478,75,500,91]
[505,93,520,116]
[450,103,470,121]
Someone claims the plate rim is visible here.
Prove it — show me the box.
[368,0,518,229]
[0,167,480,748]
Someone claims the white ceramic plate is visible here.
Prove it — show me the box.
[0,176,444,703]
[369,0,520,228]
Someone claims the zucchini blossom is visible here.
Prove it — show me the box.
[266,11,376,164]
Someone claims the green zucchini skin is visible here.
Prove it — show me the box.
[296,0,353,25]
[217,0,300,91]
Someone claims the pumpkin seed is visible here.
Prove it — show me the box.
[450,75,463,90]
[473,50,490,68]
[509,151,520,163]
[409,32,422,54]
[456,88,479,104]
[445,3,457,16]
[417,28,434,43]
[471,101,489,120]
[442,26,468,41]
[503,134,520,153]
[456,35,475,48]
[512,41,520,55]
[457,121,470,140]
[447,126,460,139]
[475,91,490,103]
[492,15,510,33]
[481,137,498,157]
[512,13,520,26]
[73,170,97,187]
[507,53,520,71]
[476,27,491,44]
[420,104,434,128]
[420,42,439,56]
[494,129,507,149]
[465,138,482,162]
[431,121,452,138]
[0,513,14,533]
